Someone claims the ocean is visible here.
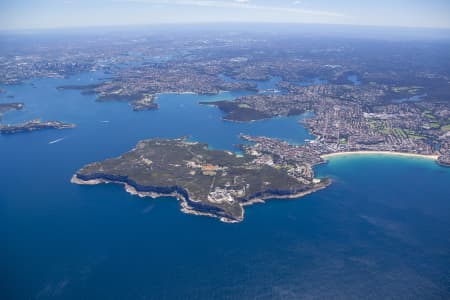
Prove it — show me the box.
[1,73,449,299]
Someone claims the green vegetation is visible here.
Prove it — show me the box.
[200,100,270,121]
[393,128,407,139]
[73,138,329,223]
[409,134,425,140]
[422,111,436,119]
[429,123,440,129]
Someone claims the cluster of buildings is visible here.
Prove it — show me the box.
[230,80,449,159]
[208,186,246,204]
[0,55,93,85]
[240,135,321,184]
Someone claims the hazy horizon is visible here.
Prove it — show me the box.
[1,0,449,31]
[1,23,450,42]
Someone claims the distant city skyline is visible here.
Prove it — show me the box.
[1,0,450,30]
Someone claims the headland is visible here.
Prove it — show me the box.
[72,138,331,223]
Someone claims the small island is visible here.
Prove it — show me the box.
[0,102,24,121]
[0,103,76,135]
[0,119,76,134]
[72,138,331,223]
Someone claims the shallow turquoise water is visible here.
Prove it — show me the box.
[1,73,449,299]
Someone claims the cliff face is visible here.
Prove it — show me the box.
[75,173,238,221]
[75,172,330,223]
[243,179,331,203]
[437,155,450,167]
[72,138,330,223]
[245,187,309,201]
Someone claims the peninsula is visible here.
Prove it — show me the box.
[203,84,449,161]
[437,154,450,167]
[72,138,331,223]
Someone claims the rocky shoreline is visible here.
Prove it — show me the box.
[0,119,75,134]
[71,173,331,223]
[437,155,450,167]
[71,173,242,223]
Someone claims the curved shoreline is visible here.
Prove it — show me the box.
[71,174,331,223]
[321,151,438,161]
[71,174,241,223]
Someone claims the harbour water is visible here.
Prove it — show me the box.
[1,73,449,299]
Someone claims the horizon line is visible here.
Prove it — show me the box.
[2,21,450,34]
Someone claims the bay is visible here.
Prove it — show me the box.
[1,73,449,299]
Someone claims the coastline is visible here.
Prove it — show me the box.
[241,180,331,207]
[321,151,438,161]
[71,174,330,223]
[71,175,243,223]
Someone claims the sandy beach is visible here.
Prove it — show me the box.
[321,151,438,160]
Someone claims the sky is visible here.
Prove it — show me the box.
[0,0,449,30]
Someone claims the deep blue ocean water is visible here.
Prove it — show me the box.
[1,73,449,299]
